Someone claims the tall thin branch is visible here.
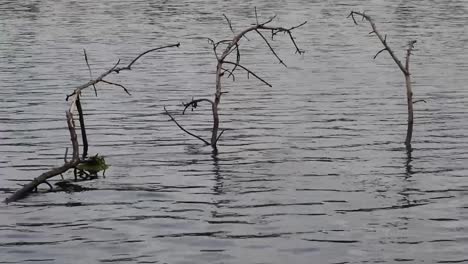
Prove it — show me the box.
[349,11,417,150]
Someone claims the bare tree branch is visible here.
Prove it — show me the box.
[223,61,272,87]
[166,11,304,151]
[215,129,225,144]
[164,107,210,145]
[182,98,215,115]
[348,11,407,75]
[255,29,286,67]
[374,48,387,59]
[101,80,131,95]
[223,14,235,34]
[83,49,98,96]
[114,43,180,72]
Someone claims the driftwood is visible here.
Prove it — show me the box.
[165,10,305,152]
[348,11,417,151]
[5,43,180,204]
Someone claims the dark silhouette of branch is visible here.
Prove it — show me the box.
[164,107,210,145]
[182,98,215,115]
[114,43,180,72]
[101,80,131,95]
[165,11,304,151]
[83,49,98,96]
[255,29,286,67]
[223,61,272,87]
[374,48,387,59]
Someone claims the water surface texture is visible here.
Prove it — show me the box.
[1,0,467,263]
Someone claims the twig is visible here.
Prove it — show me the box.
[223,61,272,87]
[83,49,98,96]
[255,7,259,25]
[221,67,236,81]
[215,129,225,144]
[114,43,180,72]
[223,14,235,34]
[182,98,215,115]
[255,29,286,67]
[101,80,131,95]
[374,48,387,59]
[164,107,210,145]
[66,44,179,104]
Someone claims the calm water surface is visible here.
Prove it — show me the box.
[1,0,467,263]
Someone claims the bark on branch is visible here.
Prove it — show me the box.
[348,11,417,150]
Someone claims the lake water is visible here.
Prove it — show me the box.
[1,0,467,263]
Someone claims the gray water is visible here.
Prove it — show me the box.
[1,0,467,263]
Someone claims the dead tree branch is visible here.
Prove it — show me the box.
[348,11,417,150]
[164,107,210,145]
[166,11,305,151]
[223,61,272,87]
[113,43,180,72]
[5,43,180,203]
[182,98,215,115]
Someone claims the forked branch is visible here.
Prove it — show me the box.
[348,11,418,150]
[348,11,407,75]
[165,11,304,151]
[182,98,215,115]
